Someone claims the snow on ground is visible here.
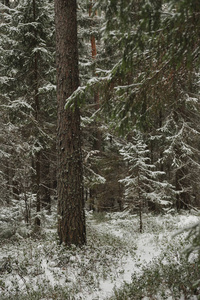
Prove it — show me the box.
[0,211,199,299]
[87,233,161,300]
[82,212,200,300]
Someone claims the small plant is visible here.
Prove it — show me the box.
[119,132,175,233]
[92,211,109,223]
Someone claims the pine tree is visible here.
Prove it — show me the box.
[55,0,86,245]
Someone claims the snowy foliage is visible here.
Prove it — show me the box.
[119,131,175,212]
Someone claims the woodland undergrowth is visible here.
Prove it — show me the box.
[0,208,199,300]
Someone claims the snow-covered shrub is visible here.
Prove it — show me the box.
[184,220,200,288]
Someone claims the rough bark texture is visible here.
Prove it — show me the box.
[55,0,86,245]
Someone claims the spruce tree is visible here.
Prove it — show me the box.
[120,131,174,230]
[92,0,200,210]
[0,0,56,223]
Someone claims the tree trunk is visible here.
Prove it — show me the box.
[40,152,51,212]
[139,200,142,233]
[137,165,143,233]
[89,0,101,150]
[89,1,97,59]
[35,152,41,227]
[33,0,41,228]
[55,0,86,246]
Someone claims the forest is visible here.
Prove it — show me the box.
[0,0,200,299]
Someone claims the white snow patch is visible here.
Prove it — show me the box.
[41,259,56,287]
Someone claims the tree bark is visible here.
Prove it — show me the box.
[55,0,86,246]
[89,1,97,59]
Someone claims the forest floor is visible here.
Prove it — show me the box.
[0,208,199,300]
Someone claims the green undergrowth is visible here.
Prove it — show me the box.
[92,211,111,223]
[110,242,200,300]
[0,210,199,300]
[111,260,200,300]
[0,287,71,300]
[0,212,128,299]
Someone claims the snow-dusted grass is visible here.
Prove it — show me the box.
[0,209,199,299]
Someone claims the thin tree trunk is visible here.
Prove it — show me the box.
[89,1,97,59]
[88,1,102,207]
[89,0,101,135]
[137,167,142,233]
[139,200,142,233]
[33,0,41,228]
[40,152,51,212]
[5,159,10,204]
[55,0,86,246]
[159,109,164,172]
[35,152,41,227]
